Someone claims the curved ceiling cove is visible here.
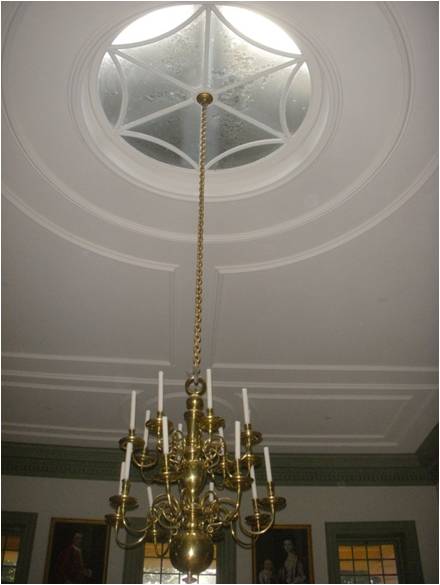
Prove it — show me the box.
[2,2,436,271]
[2,2,437,452]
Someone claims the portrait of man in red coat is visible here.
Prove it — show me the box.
[54,532,92,584]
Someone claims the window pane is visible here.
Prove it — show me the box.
[353,546,367,560]
[143,574,161,584]
[340,578,355,584]
[162,558,178,572]
[383,560,397,575]
[368,560,383,575]
[198,575,216,584]
[369,578,385,584]
[384,577,399,584]
[162,574,180,584]
[1,566,16,583]
[367,546,381,559]
[5,536,20,551]
[118,12,204,87]
[340,561,354,573]
[144,556,162,573]
[3,550,19,566]
[145,542,160,557]
[354,577,369,584]
[353,560,368,573]
[339,546,353,559]
[381,545,395,559]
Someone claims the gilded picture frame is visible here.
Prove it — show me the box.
[252,524,315,584]
[43,517,110,584]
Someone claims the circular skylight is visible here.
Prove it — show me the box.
[98,5,311,171]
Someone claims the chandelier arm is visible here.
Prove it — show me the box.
[216,491,242,525]
[230,520,253,549]
[121,514,152,536]
[114,524,149,549]
[152,532,171,559]
[236,505,275,538]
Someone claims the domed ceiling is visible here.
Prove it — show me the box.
[2,2,438,452]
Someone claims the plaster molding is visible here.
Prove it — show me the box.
[215,156,438,273]
[3,368,437,391]
[2,185,178,272]
[212,361,438,373]
[2,441,436,485]
[70,0,336,203]
[2,352,171,367]
[3,1,427,256]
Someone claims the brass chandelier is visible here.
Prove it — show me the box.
[107,92,286,582]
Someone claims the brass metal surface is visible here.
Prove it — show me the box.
[108,85,283,575]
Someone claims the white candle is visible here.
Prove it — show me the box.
[147,486,153,509]
[124,442,133,480]
[119,461,125,494]
[242,388,250,424]
[250,465,258,500]
[129,390,136,430]
[177,423,183,433]
[208,481,214,502]
[206,369,213,409]
[235,421,241,461]
[263,446,272,483]
[143,410,151,444]
[158,371,164,412]
[162,416,169,455]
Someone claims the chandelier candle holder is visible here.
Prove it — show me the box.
[107,93,286,582]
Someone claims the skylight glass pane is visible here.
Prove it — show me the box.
[218,6,301,54]
[98,5,312,170]
[128,104,200,164]
[122,136,193,168]
[113,5,196,45]
[209,143,280,169]
[116,55,191,125]
[98,53,122,126]
[210,12,293,89]
[207,105,276,164]
[285,62,311,134]
[118,12,204,87]
[218,64,294,133]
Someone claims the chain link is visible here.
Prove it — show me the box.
[192,102,209,374]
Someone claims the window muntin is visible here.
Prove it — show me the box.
[338,542,400,584]
[143,542,216,584]
[98,5,311,170]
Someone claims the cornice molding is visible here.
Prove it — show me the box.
[2,440,437,486]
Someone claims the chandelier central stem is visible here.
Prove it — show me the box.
[192,93,213,375]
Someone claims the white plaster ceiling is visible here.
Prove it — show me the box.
[2,2,438,453]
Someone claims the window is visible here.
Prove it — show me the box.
[338,542,400,583]
[143,542,216,584]
[1,533,21,583]
[326,522,424,584]
[123,524,235,584]
[98,5,311,170]
[1,512,38,584]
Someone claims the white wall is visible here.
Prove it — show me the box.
[2,476,438,584]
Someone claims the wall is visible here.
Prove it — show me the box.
[237,485,438,584]
[2,476,438,584]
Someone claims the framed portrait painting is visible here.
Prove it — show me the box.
[43,518,110,584]
[252,524,314,584]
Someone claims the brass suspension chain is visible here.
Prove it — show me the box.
[192,93,212,375]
